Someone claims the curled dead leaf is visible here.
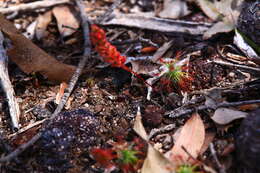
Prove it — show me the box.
[159,0,190,19]
[36,11,53,40]
[133,108,175,173]
[141,144,174,173]
[165,113,205,166]
[0,14,75,83]
[211,108,247,125]
[52,5,79,37]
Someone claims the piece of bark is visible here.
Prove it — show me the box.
[0,14,75,83]
[101,12,212,35]
[0,0,70,14]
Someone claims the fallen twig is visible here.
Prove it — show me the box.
[101,12,212,35]
[210,60,260,72]
[0,0,71,14]
[51,0,91,119]
[0,132,41,162]
[165,99,260,118]
[209,143,226,173]
[0,31,20,130]
[0,0,92,162]
[95,0,123,24]
[8,119,45,138]
[148,124,176,140]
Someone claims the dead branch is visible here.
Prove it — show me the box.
[165,99,260,118]
[50,0,91,119]
[0,132,42,162]
[95,0,123,24]
[101,12,212,35]
[0,31,20,130]
[211,60,260,72]
[148,124,176,140]
[0,0,71,14]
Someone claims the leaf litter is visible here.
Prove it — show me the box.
[0,0,259,173]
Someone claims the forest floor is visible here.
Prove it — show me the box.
[0,0,259,173]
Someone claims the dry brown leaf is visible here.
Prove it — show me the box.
[130,60,160,76]
[211,108,247,125]
[197,0,221,20]
[197,0,244,39]
[141,144,174,173]
[165,113,205,166]
[158,0,190,19]
[133,108,148,141]
[52,5,79,37]
[199,132,216,155]
[152,41,173,62]
[36,11,53,40]
[203,20,234,39]
[133,109,174,173]
[0,14,75,83]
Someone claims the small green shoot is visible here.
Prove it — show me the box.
[165,63,187,84]
[177,165,200,173]
[118,149,138,164]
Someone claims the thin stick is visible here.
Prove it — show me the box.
[0,132,42,162]
[0,31,20,130]
[0,0,71,14]
[166,99,260,118]
[8,119,45,138]
[51,0,91,119]
[211,60,260,72]
[148,124,176,140]
[209,143,226,173]
[101,12,211,35]
[0,0,92,162]
[95,0,123,24]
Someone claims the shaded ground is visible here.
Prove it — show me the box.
[0,0,259,173]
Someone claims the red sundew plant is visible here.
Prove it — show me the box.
[90,24,152,87]
[158,54,193,93]
[90,137,146,173]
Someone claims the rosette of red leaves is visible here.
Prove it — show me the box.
[90,137,146,173]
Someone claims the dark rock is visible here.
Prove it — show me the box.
[235,109,260,173]
[237,1,260,45]
[37,109,100,172]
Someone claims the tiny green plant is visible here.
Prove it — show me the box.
[176,165,200,173]
[91,137,145,173]
[118,149,138,164]
[165,62,188,84]
[159,58,192,93]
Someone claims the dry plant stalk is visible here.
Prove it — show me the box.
[0,31,20,129]
[0,0,71,14]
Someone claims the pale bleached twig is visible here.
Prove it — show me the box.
[101,12,212,35]
[0,0,71,14]
[211,60,260,72]
[0,31,20,130]
[165,99,260,118]
[95,0,123,24]
[209,143,226,173]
